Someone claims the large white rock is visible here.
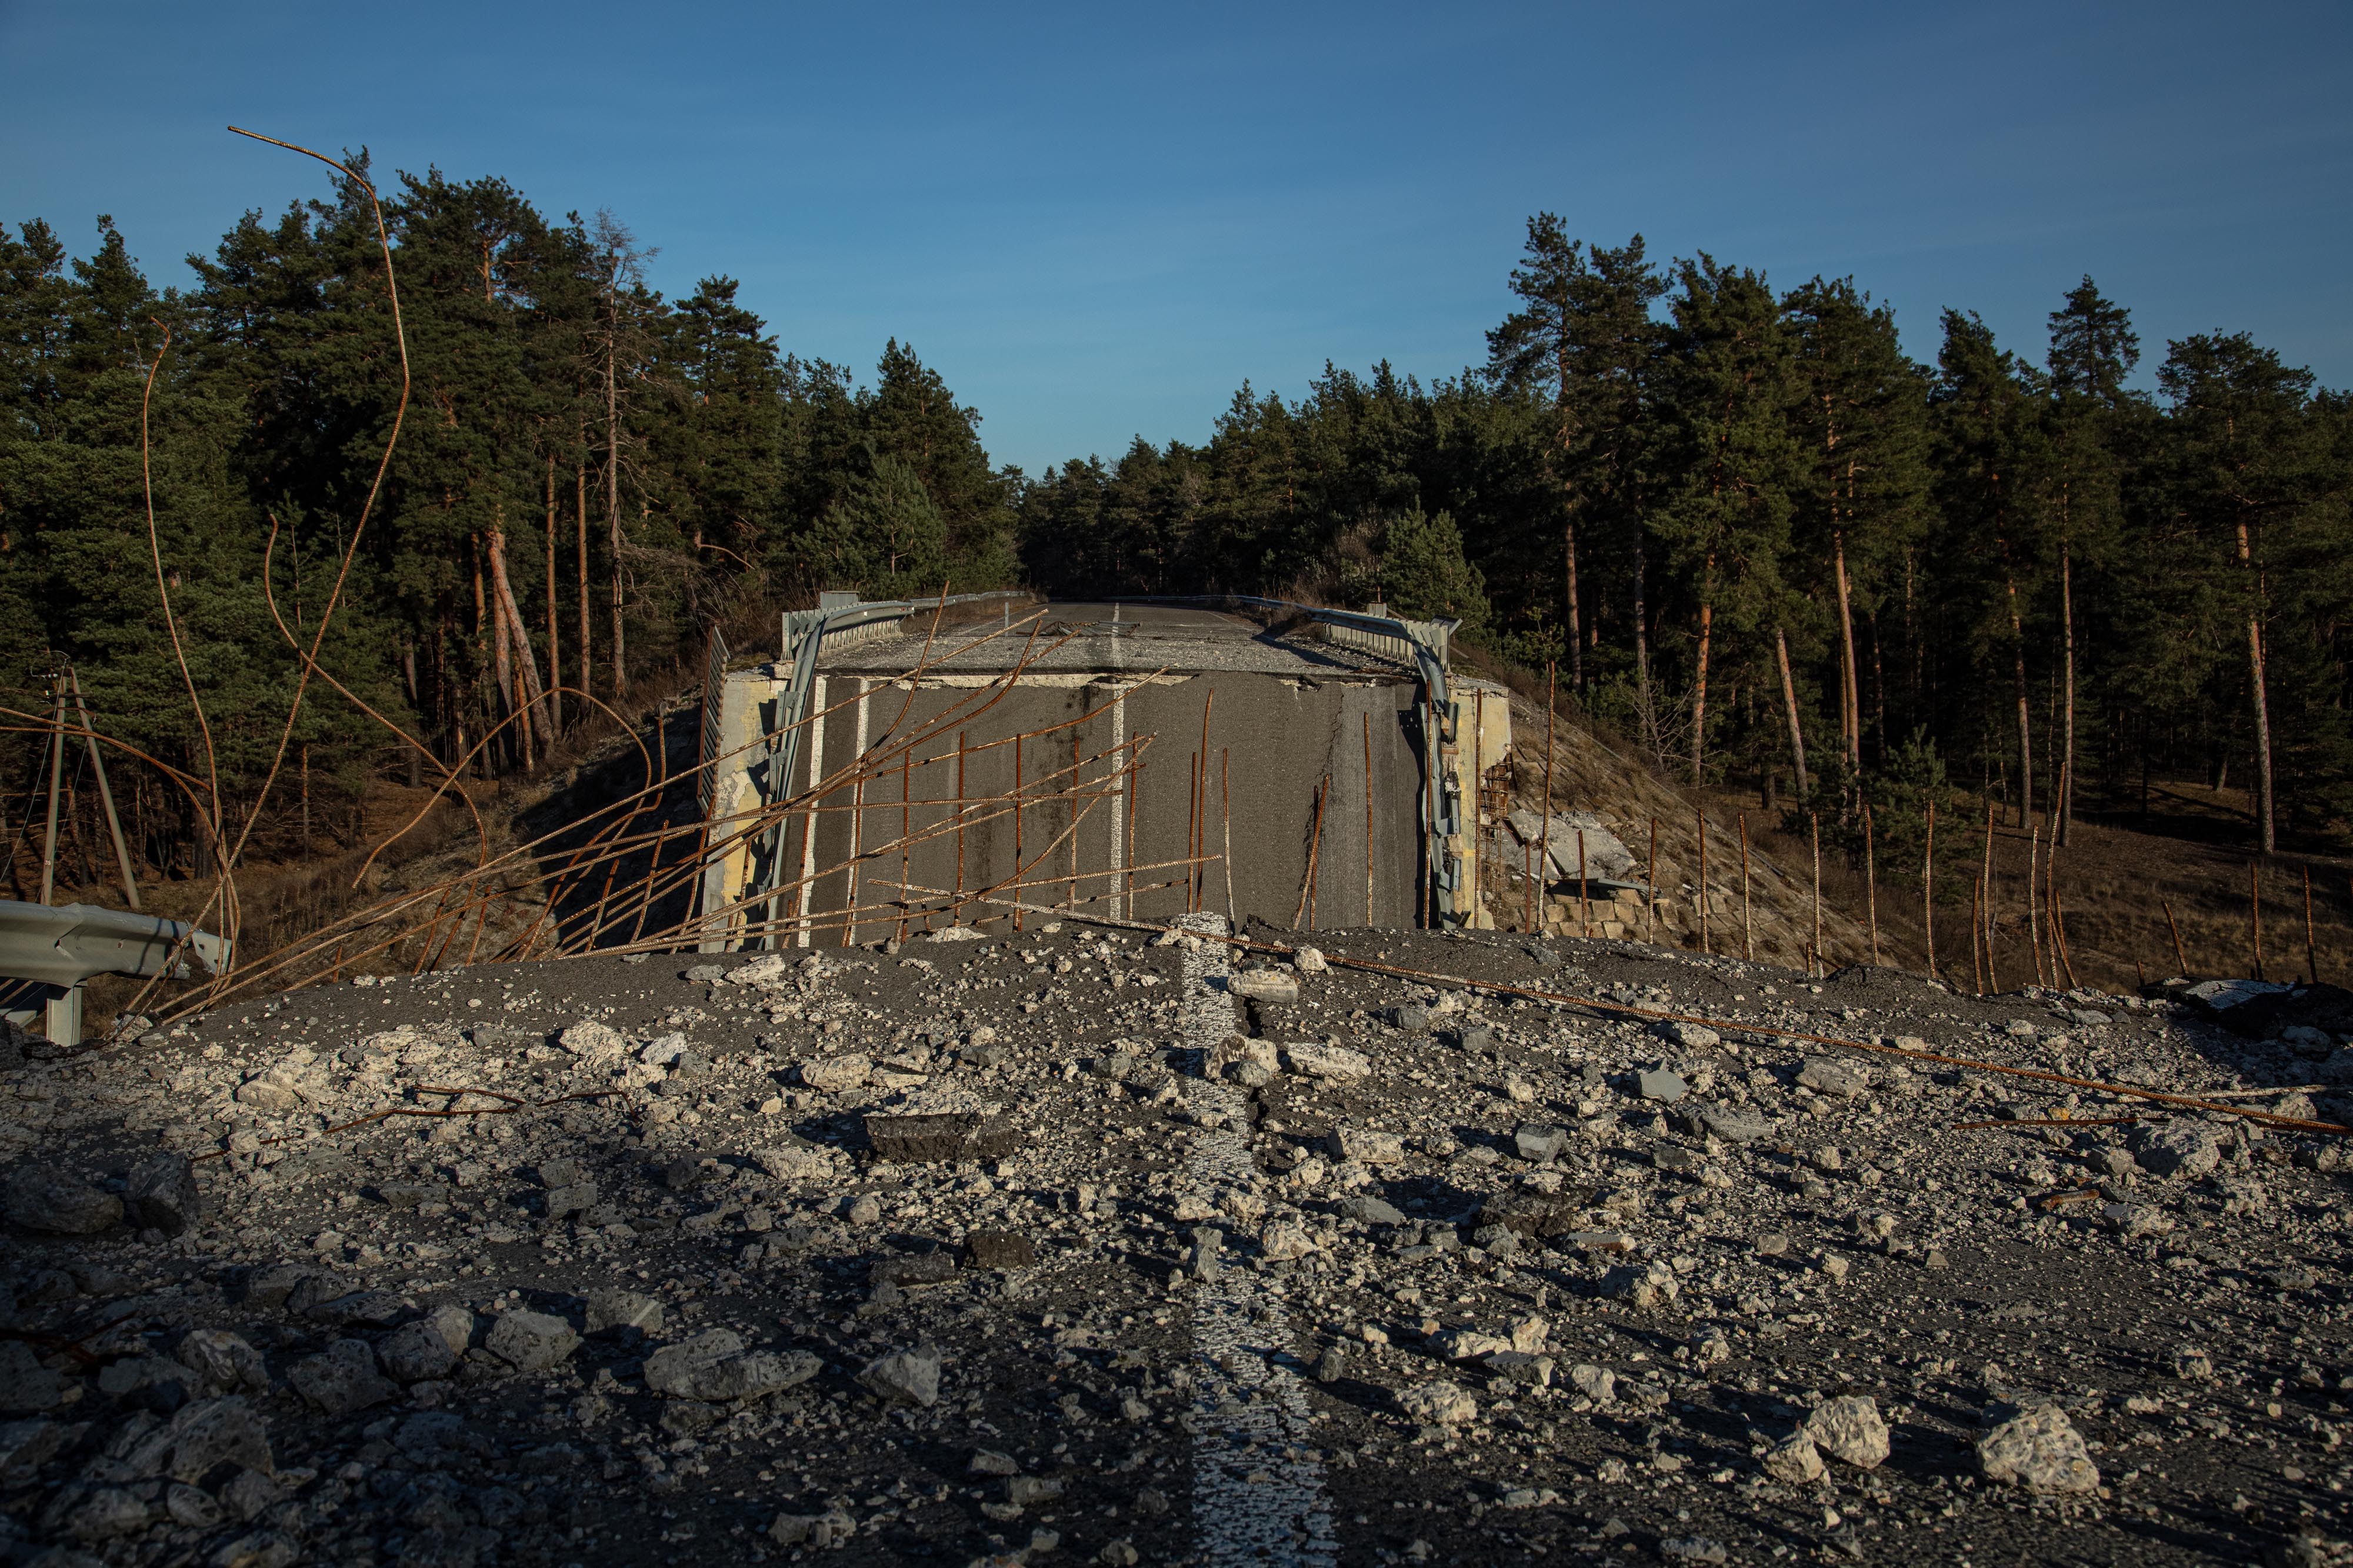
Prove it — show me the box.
[1258,1221,1317,1261]
[726,953,791,987]
[1229,971,1301,1005]
[856,1344,943,1407]
[1508,809,1637,881]
[1978,1406,2099,1494]
[797,1056,871,1093]
[752,1143,835,1180]
[1283,1041,1372,1082]
[1431,1328,1514,1361]
[2133,1123,2221,1180]
[1329,1127,1405,1165]
[1761,1430,1826,1483]
[559,1020,628,1062]
[485,1310,579,1373]
[644,1329,819,1401]
[1397,1380,1478,1426]
[1805,1395,1889,1469]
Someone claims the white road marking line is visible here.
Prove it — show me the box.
[1176,914,1338,1567]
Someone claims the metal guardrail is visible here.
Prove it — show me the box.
[1105,595,1472,922]
[0,900,230,1047]
[0,900,229,987]
[695,625,731,816]
[748,591,1036,940]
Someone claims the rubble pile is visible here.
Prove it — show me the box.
[1477,692,1875,968]
[3,920,2351,1566]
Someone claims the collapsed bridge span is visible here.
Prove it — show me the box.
[693,597,1512,949]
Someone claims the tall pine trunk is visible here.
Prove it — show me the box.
[544,455,562,730]
[1834,530,1861,773]
[2237,519,2277,852]
[1555,357,1583,690]
[575,462,591,704]
[2004,571,2033,828]
[487,525,551,749]
[485,535,513,763]
[1777,626,1810,800]
[1564,520,1582,689]
[1631,531,1650,710]
[2059,548,2075,846]
[1690,561,1713,785]
[606,314,625,703]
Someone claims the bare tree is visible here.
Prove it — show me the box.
[586,209,657,702]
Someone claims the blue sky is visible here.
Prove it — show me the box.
[4,1,2347,477]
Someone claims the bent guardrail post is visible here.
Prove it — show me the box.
[742,590,1035,951]
[1122,595,1469,928]
[0,901,230,1049]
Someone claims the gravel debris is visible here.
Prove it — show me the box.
[2,927,2348,1564]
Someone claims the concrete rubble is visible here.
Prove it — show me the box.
[0,923,2348,1564]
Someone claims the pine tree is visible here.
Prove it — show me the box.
[1487,218,1664,689]
[2038,276,2141,839]
[792,451,951,599]
[2157,332,2328,851]
[1784,276,1932,774]
[1931,311,2048,825]
[1652,255,1803,783]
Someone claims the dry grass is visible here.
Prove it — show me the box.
[1714,785,2353,996]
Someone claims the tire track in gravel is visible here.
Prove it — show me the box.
[1174,913,1339,1567]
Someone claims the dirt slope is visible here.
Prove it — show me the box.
[1481,693,1874,972]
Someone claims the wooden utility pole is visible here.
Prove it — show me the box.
[2305,865,2319,983]
[1222,750,1235,926]
[954,732,967,922]
[1695,807,1709,955]
[1691,576,1712,785]
[1577,829,1589,936]
[2027,826,2047,985]
[2251,859,2265,981]
[2236,518,2277,853]
[1810,810,1822,978]
[1194,689,1215,912]
[2002,559,2033,828]
[1979,800,1998,993]
[1644,819,1658,943]
[1297,777,1329,930]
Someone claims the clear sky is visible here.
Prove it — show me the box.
[4,1,2347,478]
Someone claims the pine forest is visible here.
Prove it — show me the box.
[5,172,2349,900]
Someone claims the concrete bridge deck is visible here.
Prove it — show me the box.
[696,600,1510,949]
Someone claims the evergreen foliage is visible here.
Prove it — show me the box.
[0,172,1014,879]
[2,175,2348,886]
[1017,233,2352,845]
